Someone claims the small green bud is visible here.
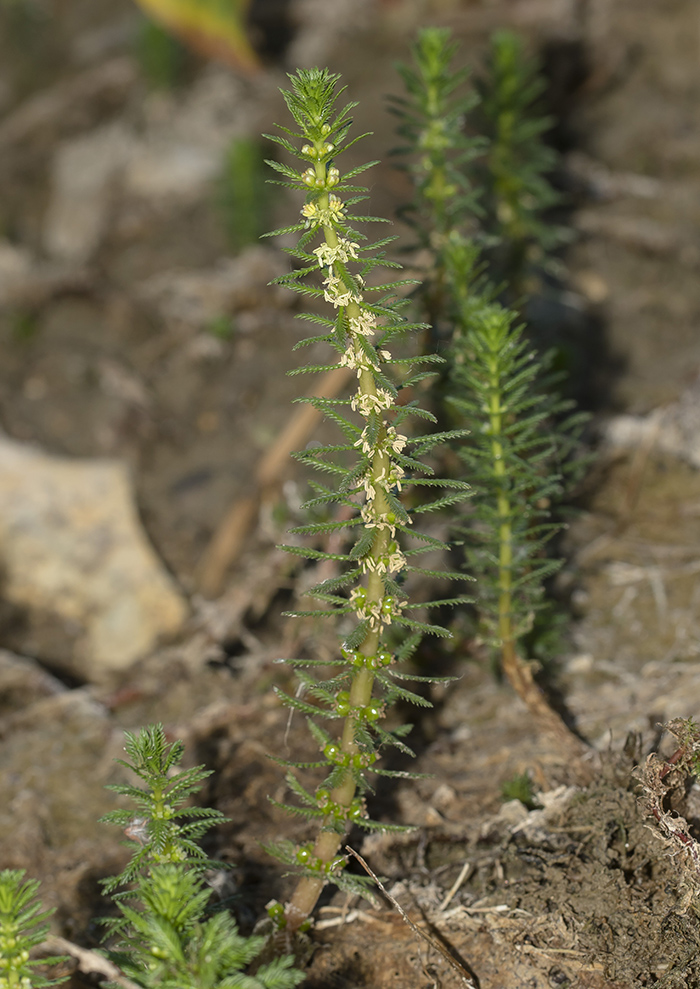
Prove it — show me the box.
[267,901,286,926]
[296,845,313,865]
[336,690,351,716]
[351,750,376,769]
[324,742,341,763]
[316,787,331,809]
[348,799,364,821]
[363,702,383,721]
[301,144,316,157]
[302,168,316,186]
[377,649,393,666]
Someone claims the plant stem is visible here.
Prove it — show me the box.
[283,171,394,929]
[485,333,590,759]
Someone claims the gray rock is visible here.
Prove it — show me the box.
[43,122,135,263]
[0,687,125,912]
[0,239,90,310]
[136,246,289,332]
[0,650,67,741]
[122,66,259,205]
[0,437,188,680]
[604,377,700,468]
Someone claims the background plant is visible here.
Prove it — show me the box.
[447,295,586,740]
[475,29,567,299]
[135,15,189,90]
[100,724,302,989]
[263,66,470,936]
[393,27,588,745]
[389,27,485,347]
[0,870,67,989]
[217,136,272,254]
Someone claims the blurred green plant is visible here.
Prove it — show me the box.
[218,137,271,253]
[9,310,40,344]
[389,27,485,345]
[207,314,235,340]
[0,870,68,988]
[393,28,588,743]
[136,16,189,90]
[500,771,537,808]
[475,29,568,297]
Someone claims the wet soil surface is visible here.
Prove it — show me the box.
[2,1,700,987]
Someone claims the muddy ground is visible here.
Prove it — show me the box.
[2,0,700,987]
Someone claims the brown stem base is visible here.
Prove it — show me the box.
[501,640,593,781]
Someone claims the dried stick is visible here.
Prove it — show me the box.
[196,365,353,597]
[43,935,141,989]
[345,846,480,989]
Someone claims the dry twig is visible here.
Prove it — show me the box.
[346,846,480,989]
[196,366,353,597]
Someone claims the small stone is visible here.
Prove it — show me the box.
[424,805,445,826]
[43,122,135,262]
[0,436,188,680]
[0,648,66,721]
[136,247,289,332]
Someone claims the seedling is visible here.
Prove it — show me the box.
[100,724,302,988]
[0,870,67,989]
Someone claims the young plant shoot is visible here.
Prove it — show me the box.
[100,725,302,989]
[447,295,585,743]
[390,27,484,344]
[475,29,566,297]
[394,28,588,751]
[0,871,67,989]
[264,68,469,935]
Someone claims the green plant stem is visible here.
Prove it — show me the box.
[487,375,514,657]
[486,337,569,735]
[266,66,468,939]
[285,288,388,936]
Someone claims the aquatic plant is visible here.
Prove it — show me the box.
[393,28,588,743]
[447,293,586,737]
[0,870,67,989]
[218,136,271,253]
[100,724,302,989]
[262,66,470,935]
[475,29,567,296]
[389,26,485,344]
